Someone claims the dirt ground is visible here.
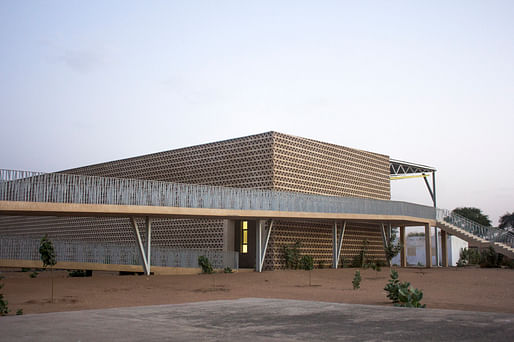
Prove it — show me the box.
[1,267,513,315]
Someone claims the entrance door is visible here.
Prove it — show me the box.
[235,220,256,268]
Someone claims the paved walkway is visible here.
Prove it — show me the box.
[1,298,513,341]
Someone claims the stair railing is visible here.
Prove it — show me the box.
[436,208,513,248]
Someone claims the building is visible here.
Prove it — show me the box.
[0,132,437,270]
[391,233,468,267]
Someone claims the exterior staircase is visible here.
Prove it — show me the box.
[436,210,514,260]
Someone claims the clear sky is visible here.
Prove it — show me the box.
[1,1,513,225]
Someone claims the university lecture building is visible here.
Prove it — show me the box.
[0,132,439,271]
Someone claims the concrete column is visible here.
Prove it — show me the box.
[441,229,448,267]
[434,227,440,267]
[332,222,338,269]
[424,224,432,268]
[400,226,406,267]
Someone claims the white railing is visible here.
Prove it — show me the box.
[437,209,513,248]
[0,169,437,220]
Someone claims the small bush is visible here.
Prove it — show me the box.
[283,242,302,269]
[68,270,92,277]
[384,269,401,303]
[223,267,233,273]
[29,271,38,278]
[458,248,481,266]
[479,246,503,268]
[396,286,426,308]
[198,256,214,274]
[21,268,30,272]
[300,255,314,271]
[384,269,425,308]
[16,309,23,315]
[352,270,361,290]
[0,280,9,316]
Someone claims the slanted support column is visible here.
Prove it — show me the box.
[380,224,391,266]
[130,216,152,276]
[424,223,432,268]
[332,221,346,269]
[440,229,448,267]
[400,226,406,267]
[256,220,273,272]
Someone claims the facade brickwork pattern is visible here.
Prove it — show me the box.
[0,132,390,269]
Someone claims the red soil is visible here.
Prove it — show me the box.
[1,267,513,315]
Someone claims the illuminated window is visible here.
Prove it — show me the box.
[241,221,248,254]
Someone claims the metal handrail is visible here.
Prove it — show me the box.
[437,208,513,248]
[0,168,437,220]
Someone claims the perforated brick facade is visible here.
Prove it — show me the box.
[0,132,390,268]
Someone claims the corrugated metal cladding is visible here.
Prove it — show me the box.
[0,132,391,268]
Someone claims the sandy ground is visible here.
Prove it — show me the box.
[1,267,513,315]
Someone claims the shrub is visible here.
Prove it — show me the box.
[458,248,481,266]
[223,267,233,273]
[29,271,39,278]
[0,293,8,316]
[384,269,426,308]
[352,239,369,267]
[39,235,57,303]
[198,256,214,274]
[384,229,402,264]
[352,270,361,290]
[68,270,92,277]
[39,235,56,268]
[479,246,503,268]
[384,269,401,303]
[396,286,426,308]
[16,309,23,315]
[283,242,302,269]
[300,255,314,271]
[0,277,9,316]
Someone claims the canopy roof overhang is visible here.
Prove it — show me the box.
[389,159,436,176]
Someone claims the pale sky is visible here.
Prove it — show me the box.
[1,1,513,225]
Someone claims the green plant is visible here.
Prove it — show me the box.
[68,270,91,277]
[384,269,401,303]
[300,255,314,286]
[39,235,57,303]
[198,256,214,274]
[283,242,302,269]
[21,268,30,272]
[39,235,56,268]
[351,240,369,267]
[384,269,426,308]
[352,270,361,290]
[396,285,426,308]
[300,255,314,271]
[384,229,402,264]
[16,309,23,315]
[29,271,39,278]
[458,248,481,266]
[223,267,233,273]
[0,281,9,316]
[479,246,503,268]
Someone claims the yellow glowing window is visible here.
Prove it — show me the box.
[241,221,248,254]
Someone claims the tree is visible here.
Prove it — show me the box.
[499,212,514,230]
[39,235,57,303]
[452,207,491,227]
